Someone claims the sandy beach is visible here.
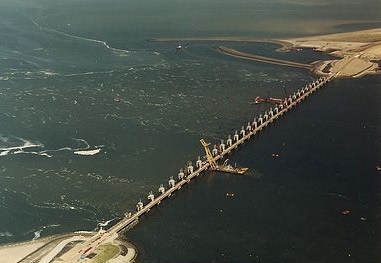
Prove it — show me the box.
[281,28,381,77]
[0,240,46,263]
[154,28,381,78]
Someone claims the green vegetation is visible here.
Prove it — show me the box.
[93,244,120,263]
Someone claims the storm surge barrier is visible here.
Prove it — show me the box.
[109,74,334,235]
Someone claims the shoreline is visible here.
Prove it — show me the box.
[216,46,312,69]
[150,37,293,51]
[153,28,381,78]
[0,232,138,263]
[0,233,93,263]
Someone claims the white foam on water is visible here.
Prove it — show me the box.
[63,70,115,77]
[0,136,102,158]
[0,135,45,158]
[38,153,53,158]
[98,218,115,227]
[0,231,13,237]
[46,224,61,229]
[30,224,60,241]
[72,138,90,148]
[31,202,76,211]
[0,151,10,156]
[30,17,131,55]
[0,142,43,152]
[74,148,101,156]
[32,230,41,241]
[39,70,59,76]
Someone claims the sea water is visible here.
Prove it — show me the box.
[0,0,380,262]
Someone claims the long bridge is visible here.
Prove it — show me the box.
[110,74,335,234]
[58,74,335,262]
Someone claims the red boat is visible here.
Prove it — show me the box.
[253,96,284,104]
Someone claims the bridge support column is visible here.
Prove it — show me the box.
[240,126,246,137]
[219,140,226,152]
[196,156,202,168]
[233,131,239,142]
[227,135,232,147]
[212,145,218,156]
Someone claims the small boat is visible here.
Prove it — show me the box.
[376,165,381,171]
[176,45,182,50]
[253,96,284,104]
[253,96,265,104]
[215,159,248,175]
[226,193,235,197]
[342,210,350,215]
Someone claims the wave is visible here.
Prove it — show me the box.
[31,202,76,211]
[0,231,13,237]
[0,135,103,158]
[30,196,98,216]
[1,69,117,81]
[0,135,44,157]
[0,151,10,156]
[31,224,61,241]
[32,230,41,241]
[74,149,101,156]
[63,69,116,78]
[29,17,131,55]
[97,218,115,227]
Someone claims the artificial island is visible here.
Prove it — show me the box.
[156,28,381,78]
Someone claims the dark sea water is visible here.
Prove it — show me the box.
[0,0,380,262]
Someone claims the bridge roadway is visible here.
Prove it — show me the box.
[60,75,334,261]
[108,74,334,235]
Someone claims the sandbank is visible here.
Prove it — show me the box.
[153,28,381,78]
[281,28,381,77]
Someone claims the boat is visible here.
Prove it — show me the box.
[253,96,284,104]
[176,45,182,50]
[253,96,265,104]
[342,210,350,215]
[215,159,248,175]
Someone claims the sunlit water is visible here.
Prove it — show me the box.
[0,0,380,262]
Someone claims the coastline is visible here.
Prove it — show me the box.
[153,28,381,78]
[279,28,381,77]
[215,46,313,70]
[0,233,93,263]
[0,232,137,263]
